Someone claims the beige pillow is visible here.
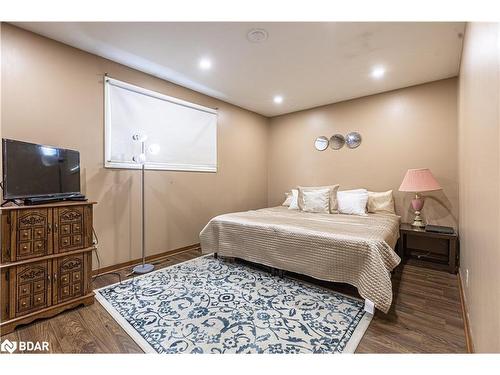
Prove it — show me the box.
[367,190,395,214]
[301,188,330,213]
[298,184,340,213]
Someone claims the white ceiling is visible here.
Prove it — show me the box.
[14,22,465,117]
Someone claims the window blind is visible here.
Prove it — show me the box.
[104,77,217,172]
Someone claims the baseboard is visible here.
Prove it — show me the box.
[92,243,201,276]
[457,270,474,353]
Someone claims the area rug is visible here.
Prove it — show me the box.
[95,255,372,354]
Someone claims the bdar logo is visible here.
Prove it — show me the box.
[1,339,17,353]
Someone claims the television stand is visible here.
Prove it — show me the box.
[0,200,97,335]
[24,194,87,206]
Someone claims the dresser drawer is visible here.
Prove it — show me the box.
[33,292,46,307]
[18,242,33,257]
[18,283,31,297]
[18,295,32,313]
[19,229,32,241]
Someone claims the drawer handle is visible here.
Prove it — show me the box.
[36,284,41,289]
[22,232,28,237]
[37,230,42,235]
[22,288,27,293]
[37,243,42,248]
[36,297,41,302]
[22,245,28,250]
[21,301,27,307]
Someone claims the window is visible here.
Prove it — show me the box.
[104,77,217,172]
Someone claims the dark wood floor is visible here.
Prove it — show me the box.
[1,249,467,353]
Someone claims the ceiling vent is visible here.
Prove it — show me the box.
[247,28,268,43]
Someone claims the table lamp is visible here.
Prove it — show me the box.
[399,168,442,228]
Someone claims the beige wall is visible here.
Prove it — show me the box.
[1,24,269,269]
[268,79,459,227]
[458,23,500,353]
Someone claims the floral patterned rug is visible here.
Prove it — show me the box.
[95,255,372,353]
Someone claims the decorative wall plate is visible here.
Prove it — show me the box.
[314,136,329,151]
[345,132,362,149]
[329,134,345,150]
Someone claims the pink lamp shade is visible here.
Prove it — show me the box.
[399,168,442,193]
[399,168,441,228]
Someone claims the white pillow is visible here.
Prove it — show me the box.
[301,188,330,213]
[282,191,293,206]
[341,188,366,195]
[288,189,299,210]
[337,189,369,216]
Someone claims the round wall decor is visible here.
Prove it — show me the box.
[329,134,345,150]
[345,132,362,149]
[314,136,329,151]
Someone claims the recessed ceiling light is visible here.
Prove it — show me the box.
[247,28,268,43]
[371,66,385,79]
[199,58,212,70]
[273,95,283,104]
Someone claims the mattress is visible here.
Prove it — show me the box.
[200,206,401,313]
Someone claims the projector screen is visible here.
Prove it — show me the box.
[104,77,217,172]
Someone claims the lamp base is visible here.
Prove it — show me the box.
[132,263,155,274]
[411,210,426,228]
[411,194,426,228]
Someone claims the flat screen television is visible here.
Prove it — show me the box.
[2,138,81,201]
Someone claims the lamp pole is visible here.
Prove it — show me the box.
[141,140,146,268]
[132,135,154,274]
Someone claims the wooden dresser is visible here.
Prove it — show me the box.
[0,201,96,335]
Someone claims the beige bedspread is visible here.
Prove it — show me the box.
[200,206,401,313]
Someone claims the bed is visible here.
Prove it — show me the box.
[200,206,401,313]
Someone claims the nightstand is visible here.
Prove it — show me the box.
[398,223,459,274]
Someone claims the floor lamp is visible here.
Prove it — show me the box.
[131,133,159,274]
